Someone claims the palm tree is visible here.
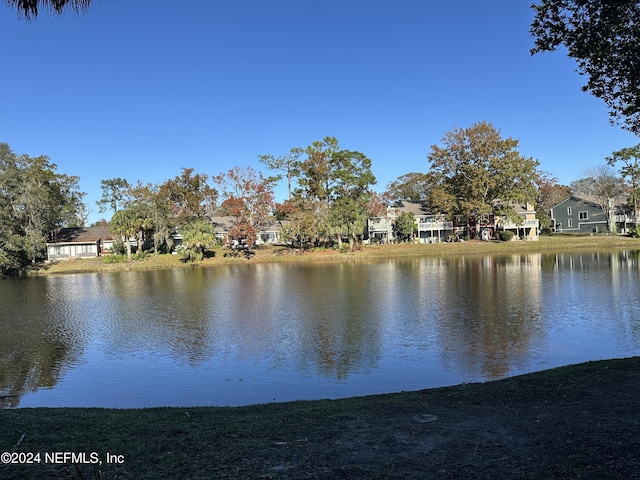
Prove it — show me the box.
[181,219,216,264]
[109,208,138,260]
[6,0,94,20]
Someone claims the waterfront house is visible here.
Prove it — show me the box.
[46,226,115,261]
[498,202,539,241]
[171,216,287,248]
[367,201,454,243]
[550,195,634,234]
[367,200,538,243]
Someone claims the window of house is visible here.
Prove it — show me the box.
[579,211,588,220]
[567,218,573,228]
[567,206,572,215]
[77,244,94,254]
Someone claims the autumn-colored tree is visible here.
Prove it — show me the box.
[214,166,275,248]
[296,137,341,206]
[160,168,217,227]
[426,122,539,223]
[535,171,571,232]
[285,137,377,250]
[365,191,389,219]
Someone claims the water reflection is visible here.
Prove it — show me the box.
[0,275,89,407]
[1,250,639,408]
[435,254,544,379]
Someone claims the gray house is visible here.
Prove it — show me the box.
[550,195,634,233]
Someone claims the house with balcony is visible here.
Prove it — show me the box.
[499,202,539,241]
[367,201,454,243]
[367,200,539,243]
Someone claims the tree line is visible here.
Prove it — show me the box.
[4,123,640,273]
[98,137,379,263]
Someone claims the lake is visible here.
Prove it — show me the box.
[1,251,639,408]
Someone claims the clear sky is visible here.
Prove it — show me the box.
[2,0,638,224]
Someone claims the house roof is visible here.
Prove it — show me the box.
[209,216,234,234]
[47,226,114,245]
[208,216,289,234]
[395,200,428,215]
[552,194,629,210]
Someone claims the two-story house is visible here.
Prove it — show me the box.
[367,201,454,244]
[550,195,634,233]
[367,200,538,243]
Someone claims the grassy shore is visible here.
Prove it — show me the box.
[1,357,639,479]
[30,233,640,276]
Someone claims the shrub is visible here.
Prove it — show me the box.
[628,225,640,238]
[499,230,515,242]
[132,250,149,261]
[334,243,352,253]
[103,254,127,264]
[109,240,126,255]
[181,247,203,264]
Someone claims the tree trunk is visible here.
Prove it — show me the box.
[607,198,616,234]
[124,235,132,260]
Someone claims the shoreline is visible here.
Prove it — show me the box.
[1,357,638,479]
[25,234,640,276]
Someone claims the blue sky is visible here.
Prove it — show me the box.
[2,0,638,224]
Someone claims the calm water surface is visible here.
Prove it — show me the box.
[1,251,639,408]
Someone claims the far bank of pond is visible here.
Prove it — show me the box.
[30,234,640,276]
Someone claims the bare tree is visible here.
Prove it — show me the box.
[570,165,627,233]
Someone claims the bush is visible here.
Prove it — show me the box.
[181,247,204,264]
[109,240,126,255]
[132,250,149,261]
[334,243,352,253]
[499,231,515,242]
[103,254,127,264]
[628,225,640,238]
